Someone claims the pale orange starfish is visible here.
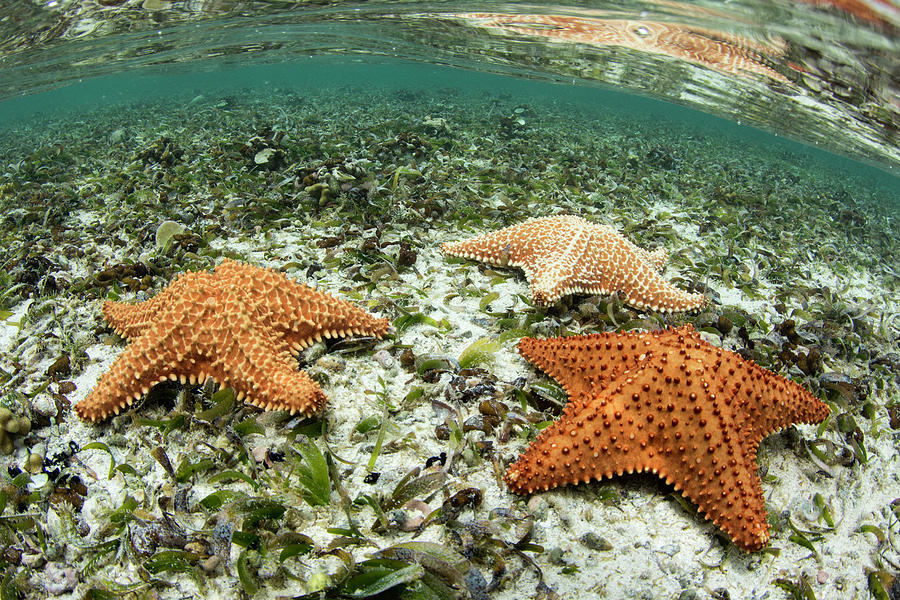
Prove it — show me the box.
[442,215,704,312]
[76,260,390,422]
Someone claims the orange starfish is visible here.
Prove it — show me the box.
[76,260,390,422]
[456,13,791,84]
[505,324,829,551]
[442,215,704,312]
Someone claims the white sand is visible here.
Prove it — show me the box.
[2,204,895,600]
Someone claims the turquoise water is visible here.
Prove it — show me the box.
[1,2,899,168]
[3,57,898,198]
[0,4,899,600]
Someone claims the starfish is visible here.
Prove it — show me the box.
[75,259,390,422]
[441,215,704,312]
[505,324,830,551]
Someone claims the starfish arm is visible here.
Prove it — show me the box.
[74,343,160,422]
[640,246,667,272]
[700,452,771,551]
[675,323,829,437]
[75,325,196,422]
[586,243,704,313]
[77,287,225,421]
[505,367,772,551]
[657,393,773,552]
[269,280,390,349]
[663,434,772,551]
[102,271,214,339]
[441,216,564,269]
[504,396,667,494]
[213,260,389,349]
[517,330,660,414]
[739,361,830,437]
[526,266,569,305]
[203,289,329,416]
[211,333,328,416]
[596,225,668,273]
[102,300,151,340]
[524,220,594,305]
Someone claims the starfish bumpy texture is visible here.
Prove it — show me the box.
[505,324,829,551]
[75,260,390,422]
[442,215,704,312]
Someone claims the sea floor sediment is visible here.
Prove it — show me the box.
[0,83,898,599]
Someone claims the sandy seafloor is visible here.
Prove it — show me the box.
[0,75,898,600]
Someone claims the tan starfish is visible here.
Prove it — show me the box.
[75,260,390,422]
[506,325,830,551]
[442,215,704,312]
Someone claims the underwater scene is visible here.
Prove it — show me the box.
[0,2,898,599]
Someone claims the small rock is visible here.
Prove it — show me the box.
[399,348,415,368]
[46,355,71,380]
[57,381,76,395]
[579,532,613,551]
[251,446,268,463]
[660,543,680,557]
[887,404,900,430]
[315,355,345,373]
[200,555,220,573]
[396,243,417,268]
[184,541,206,554]
[434,422,451,440]
[526,496,548,520]
[43,562,77,595]
[817,569,828,584]
[372,349,393,369]
[547,547,566,566]
[398,514,424,532]
[403,500,430,514]
[422,116,450,134]
[31,394,57,418]
[394,500,430,531]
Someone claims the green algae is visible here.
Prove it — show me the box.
[0,80,895,600]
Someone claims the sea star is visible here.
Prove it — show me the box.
[75,259,390,422]
[441,215,704,312]
[505,324,830,551]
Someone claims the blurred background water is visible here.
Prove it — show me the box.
[0,0,898,173]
